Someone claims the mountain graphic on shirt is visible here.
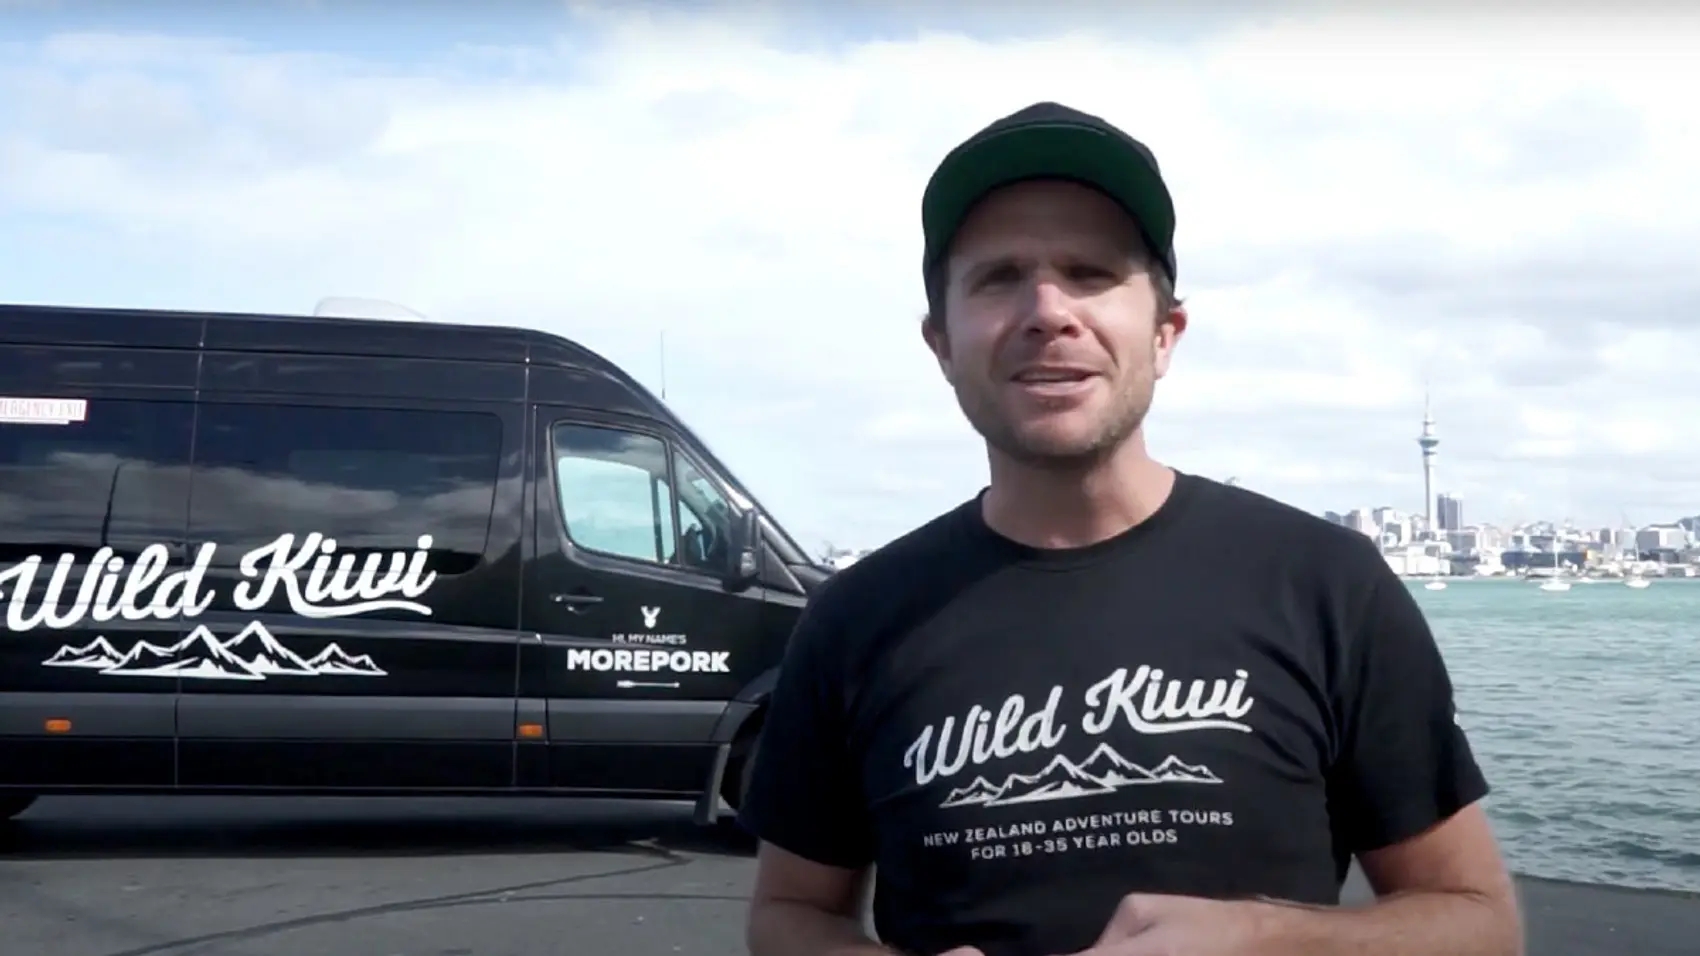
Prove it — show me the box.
[938,743,1221,808]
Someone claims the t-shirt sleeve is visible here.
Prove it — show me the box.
[734,581,875,870]
[1327,554,1491,854]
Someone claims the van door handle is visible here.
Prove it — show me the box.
[550,592,603,611]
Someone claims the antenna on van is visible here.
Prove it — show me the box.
[659,330,668,400]
[313,297,428,321]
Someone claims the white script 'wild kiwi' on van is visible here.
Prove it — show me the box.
[4,532,441,681]
[0,531,438,630]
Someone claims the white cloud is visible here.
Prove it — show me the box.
[2,6,1698,550]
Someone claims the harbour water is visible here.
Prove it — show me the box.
[1412,577,1700,893]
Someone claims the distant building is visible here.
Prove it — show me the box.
[1345,508,1376,535]
[1638,526,1687,551]
[1383,542,1448,576]
[1608,527,1638,556]
[1446,528,1482,554]
[1436,494,1463,532]
[1380,517,1413,548]
[1637,525,1690,560]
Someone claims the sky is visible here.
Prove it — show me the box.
[1,1,1697,553]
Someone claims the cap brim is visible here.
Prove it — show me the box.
[921,122,1176,279]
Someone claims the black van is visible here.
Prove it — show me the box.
[0,302,835,825]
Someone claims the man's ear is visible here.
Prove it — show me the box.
[921,314,953,379]
[1152,301,1187,380]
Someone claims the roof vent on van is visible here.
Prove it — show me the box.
[312,297,428,321]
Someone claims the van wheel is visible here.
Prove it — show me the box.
[0,793,38,821]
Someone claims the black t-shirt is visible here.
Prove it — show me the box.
[736,471,1489,956]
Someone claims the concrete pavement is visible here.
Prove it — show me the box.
[0,796,1694,955]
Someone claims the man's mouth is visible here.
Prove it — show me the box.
[1012,367,1096,384]
[1009,366,1099,399]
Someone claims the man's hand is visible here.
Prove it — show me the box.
[1059,893,1269,955]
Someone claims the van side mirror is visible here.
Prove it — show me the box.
[725,510,760,585]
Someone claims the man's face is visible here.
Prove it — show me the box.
[923,179,1186,469]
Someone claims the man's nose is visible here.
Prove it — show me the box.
[1019,277,1083,335]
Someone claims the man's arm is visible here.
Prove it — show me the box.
[737,579,896,956]
[747,842,894,956]
[1248,803,1522,956]
[1256,545,1522,955]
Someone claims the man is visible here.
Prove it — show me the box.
[737,101,1524,956]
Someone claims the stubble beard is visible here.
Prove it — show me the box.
[959,371,1154,474]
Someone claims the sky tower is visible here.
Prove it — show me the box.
[1418,392,1439,532]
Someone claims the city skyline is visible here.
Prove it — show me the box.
[1317,396,1696,580]
[1318,397,1697,536]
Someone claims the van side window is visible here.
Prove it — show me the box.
[187,403,503,568]
[552,424,674,565]
[551,422,730,574]
[0,398,195,562]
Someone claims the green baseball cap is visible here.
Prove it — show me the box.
[921,101,1177,284]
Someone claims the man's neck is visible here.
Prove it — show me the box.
[980,437,1177,550]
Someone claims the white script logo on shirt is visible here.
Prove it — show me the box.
[903,664,1254,808]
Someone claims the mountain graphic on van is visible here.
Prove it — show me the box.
[40,637,123,669]
[937,743,1221,809]
[220,621,318,676]
[40,623,387,680]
